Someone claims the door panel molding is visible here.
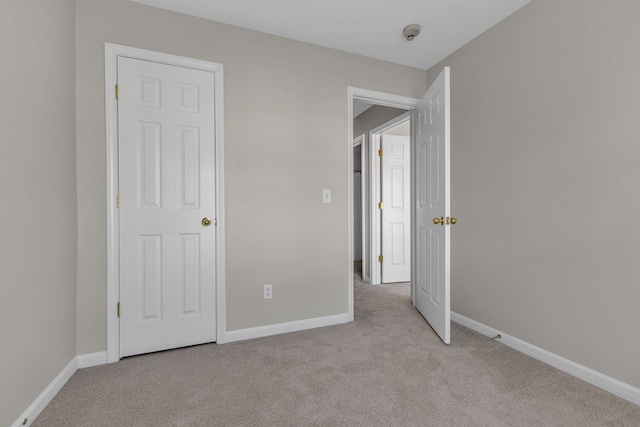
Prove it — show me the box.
[105,43,226,363]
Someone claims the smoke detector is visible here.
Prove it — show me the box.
[403,24,421,41]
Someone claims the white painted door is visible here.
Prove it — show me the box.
[381,135,411,283]
[118,57,217,357]
[414,67,451,344]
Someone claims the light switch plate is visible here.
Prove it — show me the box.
[322,189,332,204]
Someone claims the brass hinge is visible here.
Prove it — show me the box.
[115,84,119,100]
[378,149,383,157]
[116,193,120,208]
[117,302,120,318]
[378,202,383,209]
[378,255,383,263]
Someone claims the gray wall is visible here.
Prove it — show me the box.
[0,1,77,425]
[353,106,407,280]
[428,0,640,388]
[75,0,427,353]
[385,120,410,137]
[354,145,362,262]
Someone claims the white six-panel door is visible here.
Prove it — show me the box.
[118,57,217,357]
[414,67,451,344]
[381,134,411,283]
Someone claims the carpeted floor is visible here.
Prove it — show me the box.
[33,276,640,426]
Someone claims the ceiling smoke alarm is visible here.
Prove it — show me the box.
[403,24,421,41]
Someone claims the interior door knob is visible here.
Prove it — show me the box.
[202,217,212,227]
[450,217,457,225]
[433,217,444,225]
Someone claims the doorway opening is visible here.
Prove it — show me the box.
[353,105,410,285]
[368,113,411,285]
[346,88,420,322]
[349,69,452,342]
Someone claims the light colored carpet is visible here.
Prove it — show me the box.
[34,277,640,426]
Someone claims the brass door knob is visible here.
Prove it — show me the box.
[433,217,444,225]
[450,217,457,225]
[202,217,212,227]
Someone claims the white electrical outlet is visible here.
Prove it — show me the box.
[264,284,272,299]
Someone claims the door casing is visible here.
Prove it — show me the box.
[105,43,226,363]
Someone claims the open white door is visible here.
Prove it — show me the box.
[381,134,411,283]
[414,67,452,344]
[118,57,217,357]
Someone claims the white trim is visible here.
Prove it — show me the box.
[368,127,380,285]
[368,112,411,286]
[11,358,77,427]
[213,56,227,345]
[351,88,421,110]
[347,87,420,322]
[452,312,640,406]
[77,351,108,369]
[225,313,350,343]
[105,44,120,364]
[359,134,366,282]
[105,43,227,359]
[347,92,355,322]
[410,109,417,305]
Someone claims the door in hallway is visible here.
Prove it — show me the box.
[381,134,411,283]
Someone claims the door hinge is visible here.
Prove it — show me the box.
[115,84,119,100]
[378,202,383,209]
[116,193,120,208]
[378,255,383,263]
[378,149,383,157]
[117,302,120,318]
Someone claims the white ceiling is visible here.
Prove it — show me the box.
[130,0,531,70]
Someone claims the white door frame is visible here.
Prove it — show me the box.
[105,43,226,363]
[347,88,420,321]
[368,111,411,285]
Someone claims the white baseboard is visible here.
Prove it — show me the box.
[451,311,640,406]
[77,351,107,369]
[11,357,77,427]
[224,313,350,343]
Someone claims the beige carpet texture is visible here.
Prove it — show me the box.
[34,277,640,426]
